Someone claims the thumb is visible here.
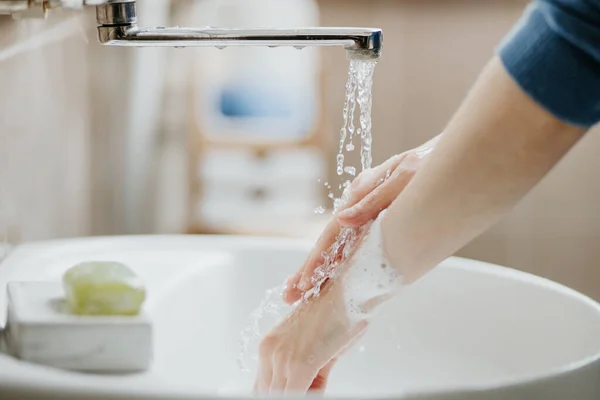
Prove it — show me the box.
[309,359,337,392]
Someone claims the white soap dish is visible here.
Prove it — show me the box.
[5,281,153,373]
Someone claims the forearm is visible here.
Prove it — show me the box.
[381,58,586,283]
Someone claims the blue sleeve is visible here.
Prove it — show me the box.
[498,0,600,127]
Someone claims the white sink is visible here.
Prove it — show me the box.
[0,235,599,399]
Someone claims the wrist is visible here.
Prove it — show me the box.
[340,211,403,321]
[380,208,422,284]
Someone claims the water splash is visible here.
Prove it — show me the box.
[336,154,345,176]
[305,224,367,300]
[307,58,378,314]
[237,285,289,373]
[237,59,378,374]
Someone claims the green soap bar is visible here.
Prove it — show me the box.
[62,261,146,316]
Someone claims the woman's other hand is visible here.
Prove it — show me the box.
[254,275,367,394]
[282,135,439,304]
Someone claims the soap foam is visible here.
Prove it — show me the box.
[339,210,403,322]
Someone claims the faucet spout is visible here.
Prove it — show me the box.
[96,1,383,60]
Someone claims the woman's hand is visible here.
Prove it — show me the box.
[254,275,368,395]
[282,135,440,304]
[257,135,439,395]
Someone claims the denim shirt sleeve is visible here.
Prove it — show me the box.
[498,0,600,127]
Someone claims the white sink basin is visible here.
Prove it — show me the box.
[0,235,599,399]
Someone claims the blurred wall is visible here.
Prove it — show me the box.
[0,15,92,243]
[318,0,600,300]
[0,7,167,242]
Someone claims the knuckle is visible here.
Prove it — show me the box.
[389,153,405,164]
[360,197,377,212]
[352,168,376,189]
[273,346,291,366]
[287,359,314,378]
[282,290,300,304]
[259,335,278,356]
[390,164,416,180]
[349,174,365,191]
[400,153,421,172]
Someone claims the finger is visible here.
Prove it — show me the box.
[254,364,273,395]
[303,322,368,394]
[269,353,288,395]
[296,218,342,291]
[284,366,318,395]
[346,154,406,199]
[309,358,337,392]
[255,342,275,394]
[338,159,417,227]
[254,365,272,395]
[281,219,339,304]
[281,271,303,304]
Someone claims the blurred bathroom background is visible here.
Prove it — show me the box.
[2,0,600,300]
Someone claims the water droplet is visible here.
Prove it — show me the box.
[174,46,184,49]
[237,284,288,372]
[333,198,343,210]
[156,26,166,29]
[396,344,401,351]
[314,206,325,214]
[294,45,305,50]
[268,45,278,48]
[307,355,316,364]
[344,166,356,176]
[358,346,366,353]
[346,142,355,152]
[336,154,344,176]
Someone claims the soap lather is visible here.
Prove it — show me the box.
[4,261,152,373]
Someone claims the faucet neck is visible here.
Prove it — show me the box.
[96,0,136,27]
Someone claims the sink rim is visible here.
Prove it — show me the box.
[0,234,599,399]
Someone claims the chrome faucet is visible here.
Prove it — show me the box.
[0,0,383,60]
